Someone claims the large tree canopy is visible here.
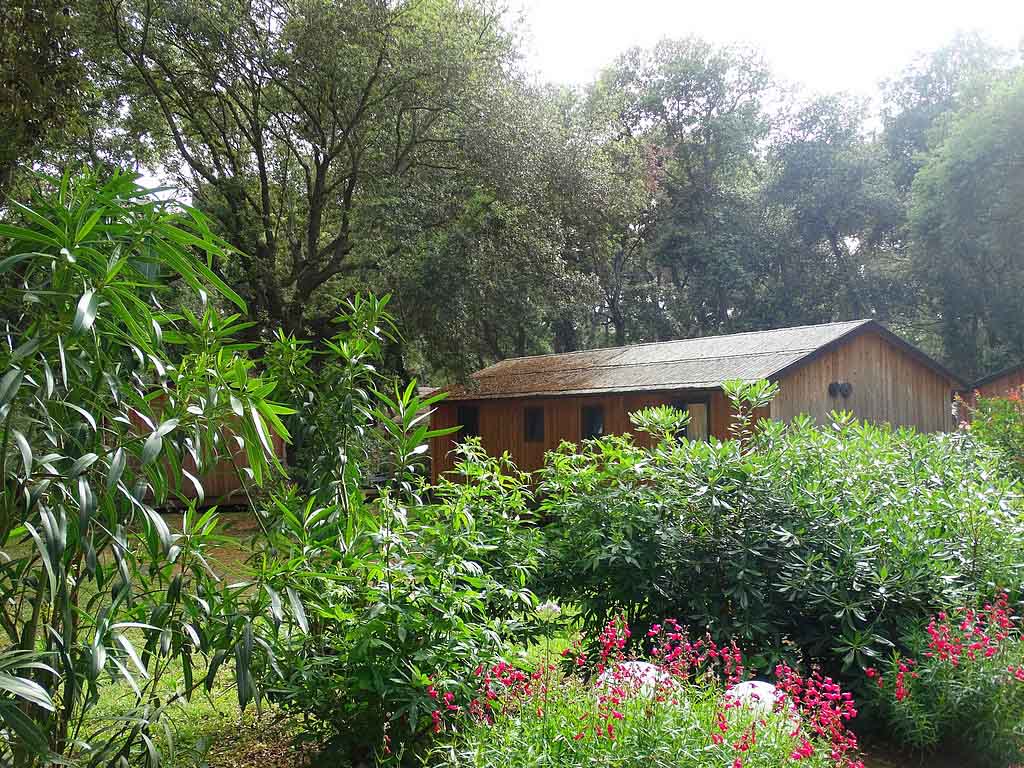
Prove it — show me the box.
[0,1,85,197]
[5,9,1022,382]
[910,71,1024,379]
[102,0,532,334]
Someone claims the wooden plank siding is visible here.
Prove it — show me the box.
[959,365,1024,417]
[975,367,1024,399]
[429,388,742,481]
[768,331,955,433]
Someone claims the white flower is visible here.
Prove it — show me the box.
[536,600,562,622]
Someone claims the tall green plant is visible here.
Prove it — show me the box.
[250,413,537,763]
[967,389,1024,482]
[0,172,289,766]
[263,294,397,504]
[538,382,1024,677]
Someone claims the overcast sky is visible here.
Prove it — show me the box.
[513,0,1024,95]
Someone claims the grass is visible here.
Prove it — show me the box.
[72,512,326,766]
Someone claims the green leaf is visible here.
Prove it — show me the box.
[154,418,179,438]
[286,587,309,634]
[205,650,226,692]
[12,430,32,476]
[0,702,50,753]
[0,251,36,274]
[24,522,56,598]
[90,643,107,679]
[72,289,99,335]
[69,452,99,476]
[0,222,61,248]
[64,402,97,431]
[107,448,126,491]
[265,585,283,624]
[75,208,104,242]
[0,368,23,406]
[142,432,163,465]
[115,634,150,680]
[0,673,54,711]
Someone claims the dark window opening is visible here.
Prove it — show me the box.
[671,399,710,442]
[581,405,604,440]
[524,406,545,443]
[457,405,480,438]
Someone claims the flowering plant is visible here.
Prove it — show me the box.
[966,387,1024,482]
[865,594,1024,767]
[426,618,865,768]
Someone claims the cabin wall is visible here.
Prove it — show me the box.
[430,389,736,481]
[960,367,1024,417]
[769,331,955,432]
[976,369,1024,399]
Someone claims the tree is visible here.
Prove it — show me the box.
[0,1,85,198]
[910,71,1024,379]
[100,0,518,338]
[881,32,1009,194]
[386,81,598,377]
[599,38,778,339]
[764,94,903,322]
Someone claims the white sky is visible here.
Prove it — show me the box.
[513,0,1024,95]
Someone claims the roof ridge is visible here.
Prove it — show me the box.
[479,319,873,371]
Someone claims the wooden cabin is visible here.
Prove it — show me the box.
[958,363,1024,418]
[429,319,964,480]
[971,364,1024,400]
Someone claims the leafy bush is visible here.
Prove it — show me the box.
[251,417,541,762]
[537,381,1024,676]
[967,388,1024,482]
[429,617,865,768]
[0,172,288,765]
[864,594,1024,767]
[263,294,398,500]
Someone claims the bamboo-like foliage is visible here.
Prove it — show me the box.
[0,172,290,766]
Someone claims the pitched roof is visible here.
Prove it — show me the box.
[971,362,1024,390]
[443,319,964,401]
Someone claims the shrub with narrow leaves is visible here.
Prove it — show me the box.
[864,594,1024,767]
[252,437,541,763]
[538,381,1024,677]
[966,388,1024,482]
[0,172,290,766]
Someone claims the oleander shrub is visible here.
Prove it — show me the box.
[864,593,1024,767]
[428,617,866,768]
[967,388,1024,482]
[537,381,1024,677]
[0,171,290,766]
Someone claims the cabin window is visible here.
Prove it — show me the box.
[672,399,709,442]
[581,405,604,440]
[524,406,545,443]
[457,405,480,438]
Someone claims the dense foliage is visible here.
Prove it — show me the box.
[966,388,1024,482]
[6,5,1021,380]
[865,595,1024,767]
[248,438,541,762]
[537,382,1024,676]
[0,173,289,765]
